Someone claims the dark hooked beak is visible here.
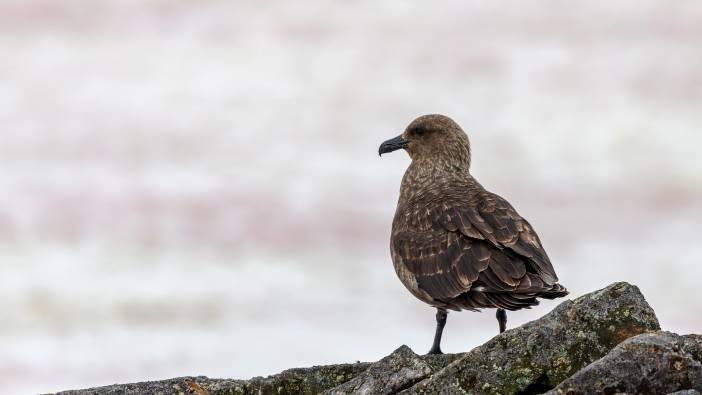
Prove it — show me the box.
[378,135,409,156]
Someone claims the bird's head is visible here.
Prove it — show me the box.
[379,114,471,169]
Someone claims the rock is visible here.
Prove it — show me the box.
[51,362,371,395]
[322,345,462,395]
[684,334,702,362]
[50,377,209,395]
[231,362,373,394]
[546,332,702,395]
[401,282,660,394]
[48,282,672,395]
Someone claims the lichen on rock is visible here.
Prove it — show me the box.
[546,331,702,394]
[51,362,372,395]
[401,282,660,394]
[322,345,461,395]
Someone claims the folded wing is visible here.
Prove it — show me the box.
[392,190,562,309]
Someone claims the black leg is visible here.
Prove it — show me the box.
[496,308,507,333]
[427,309,448,355]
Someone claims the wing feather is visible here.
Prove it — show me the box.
[460,193,559,285]
[391,179,563,308]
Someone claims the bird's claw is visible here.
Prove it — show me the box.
[426,347,443,355]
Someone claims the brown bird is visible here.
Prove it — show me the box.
[379,114,568,354]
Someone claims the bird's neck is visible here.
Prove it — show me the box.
[399,159,472,203]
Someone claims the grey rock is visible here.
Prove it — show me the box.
[546,332,702,395]
[50,377,209,395]
[47,282,668,395]
[400,282,660,395]
[50,362,371,395]
[684,334,702,363]
[668,390,701,395]
[322,345,461,395]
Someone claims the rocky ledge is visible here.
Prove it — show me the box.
[51,282,701,395]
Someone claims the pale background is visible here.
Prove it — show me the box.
[1,1,701,394]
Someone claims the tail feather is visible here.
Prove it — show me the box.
[449,279,568,311]
[540,283,569,299]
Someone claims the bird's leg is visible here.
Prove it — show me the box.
[496,308,507,333]
[427,309,448,355]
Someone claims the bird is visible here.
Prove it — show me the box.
[378,114,568,355]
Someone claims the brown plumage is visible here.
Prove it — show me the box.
[379,114,568,354]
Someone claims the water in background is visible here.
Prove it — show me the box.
[1,1,701,394]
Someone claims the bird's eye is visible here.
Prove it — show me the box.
[413,127,426,136]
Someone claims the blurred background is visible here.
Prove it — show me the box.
[1,1,701,393]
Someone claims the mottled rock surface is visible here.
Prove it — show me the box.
[322,345,461,395]
[52,362,371,395]
[684,335,702,363]
[402,281,660,394]
[51,282,700,395]
[546,332,702,395]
